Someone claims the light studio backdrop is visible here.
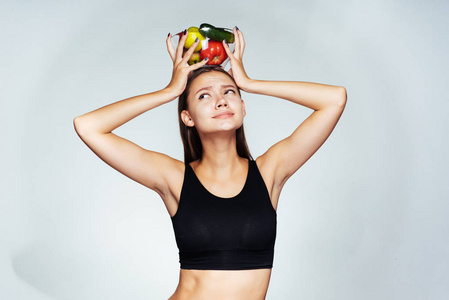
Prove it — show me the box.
[2,0,448,299]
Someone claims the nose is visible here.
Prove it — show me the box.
[215,97,228,109]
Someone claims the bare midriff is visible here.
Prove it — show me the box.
[168,268,272,300]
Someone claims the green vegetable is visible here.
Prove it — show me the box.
[199,23,235,43]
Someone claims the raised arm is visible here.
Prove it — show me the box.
[245,80,346,181]
[73,32,207,214]
[223,28,347,208]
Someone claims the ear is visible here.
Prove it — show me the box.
[181,110,195,127]
[241,99,246,117]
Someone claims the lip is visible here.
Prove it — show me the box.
[213,112,234,119]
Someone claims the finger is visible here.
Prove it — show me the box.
[189,56,209,71]
[234,27,245,57]
[232,27,241,58]
[237,29,245,56]
[176,30,188,62]
[166,33,176,61]
[181,38,201,65]
[222,40,234,59]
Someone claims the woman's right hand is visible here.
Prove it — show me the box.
[165,31,208,97]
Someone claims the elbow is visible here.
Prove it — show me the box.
[335,86,347,108]
[73,116,88,137]
[73,116,107,139]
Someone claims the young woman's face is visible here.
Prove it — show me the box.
[182,71,246,135]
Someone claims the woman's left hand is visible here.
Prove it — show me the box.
[223,27,252,91]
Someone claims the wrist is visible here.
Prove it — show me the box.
[161,85,182,102]
[239,78,258,93]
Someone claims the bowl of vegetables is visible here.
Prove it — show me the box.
[171,23,235,68]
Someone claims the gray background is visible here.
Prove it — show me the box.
[2,0,448,299]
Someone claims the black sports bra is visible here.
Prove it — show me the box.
[171,160,277,270]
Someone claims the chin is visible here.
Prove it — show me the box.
[198,118,244,135]
[218,120,243,131]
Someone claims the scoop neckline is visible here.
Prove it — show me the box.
[188,159,251,200]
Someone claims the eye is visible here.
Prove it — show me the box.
[198,93,210,100]
[225,89,236,95]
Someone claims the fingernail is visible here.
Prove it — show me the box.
[205,57,209,61]
[167,32,171,37]
[223,40,228,45]
[235,26,240,31]
[195,37,199,42]
[183,29,187,35]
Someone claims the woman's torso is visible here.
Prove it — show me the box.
[165,157,279,300]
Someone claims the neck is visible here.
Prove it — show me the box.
[197,131,242,170]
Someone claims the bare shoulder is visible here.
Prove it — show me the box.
[142,151,185,199]
[158,153,185,196]
[255,154,274,185]
[255,150,284,187]
[135,151,185,217]
[255,154,283,210]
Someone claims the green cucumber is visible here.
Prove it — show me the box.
[199,23,235,43]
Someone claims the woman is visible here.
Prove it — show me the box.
[73,27,347,300]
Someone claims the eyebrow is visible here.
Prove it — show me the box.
[194,85,237,96]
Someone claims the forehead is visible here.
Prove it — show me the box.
[189,71,236,92]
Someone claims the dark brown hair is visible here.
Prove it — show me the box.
[178,65,252,164]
